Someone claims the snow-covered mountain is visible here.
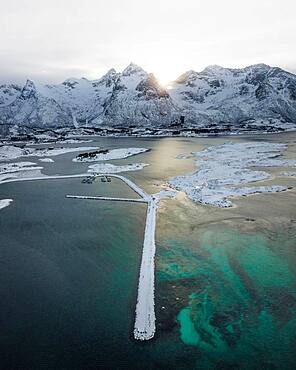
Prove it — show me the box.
[1,63,296,134]
[170,64,296,130]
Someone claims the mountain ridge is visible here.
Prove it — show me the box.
[1,63,296,135]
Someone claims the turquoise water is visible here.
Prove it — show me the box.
[156,226,296,369]
[1,135,296,369]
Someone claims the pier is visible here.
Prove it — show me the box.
[1,172,157,341]
[66,194,148,204]
[133,197,157,340]
[66,174,157,341]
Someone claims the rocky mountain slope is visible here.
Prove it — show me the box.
[0,63,296,134]
[170,64,296,130]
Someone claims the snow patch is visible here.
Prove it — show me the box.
[0,199,13,210]
[0,161,41,174]
[87,163,148,174]
[39,158,54,163]
[0,161,44,182]
[152,189,177,201]
[280,171,296,177]
[175,153,191,159]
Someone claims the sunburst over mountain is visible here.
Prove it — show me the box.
[1,62,296,137]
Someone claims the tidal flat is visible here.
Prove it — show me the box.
[0,132,296,369]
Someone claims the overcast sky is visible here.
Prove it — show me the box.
[1,0,295,85]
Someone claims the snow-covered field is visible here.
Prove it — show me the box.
[170,142,296,207]
[73,147,149,162]
[0,145,99,161]
[0,199,13,210]
[87,163,148,174]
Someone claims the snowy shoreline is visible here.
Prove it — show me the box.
[3,127,296,143]
[170,141,296,207]
[0,145,100,162]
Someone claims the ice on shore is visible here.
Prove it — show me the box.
[0,199,13,210]
[0,146,24,161]
[0,161,45,183]
[280,171,296,177]
[39,158,54,163]
[0,145,99,161]
[0,168,45,183]
[0,161,41,174]
[87,163,148,174]
[152,189,177,201]
[175,153,191,160]
[73,147,149,162]
[170,142,296,208]
[27,138,93,146]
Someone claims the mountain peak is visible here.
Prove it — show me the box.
[21,79,36,99]
[174,70,199,85]
[106,68,116,75]
[101,68,117,79]
[248,63,271,70]
[201,65,227,75]
[24,79,36,88]
[96,68,119,87]
[122,62,146,76]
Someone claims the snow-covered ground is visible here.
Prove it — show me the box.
[0,146,24,161]
[280,171,296,177]
[175,153,191,160]
[28,138,93,146]
[0,199,13,210]
[0,168,45,183]
[73,147,149,162]
[170,142,296,207]
[152,189,177,201]
[0,161,44,182]
[38,158,54,163]
[0,145,99,161]
[0,161,42,174]
[87,163,148,174]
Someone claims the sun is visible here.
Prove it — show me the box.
[149,64,180,87]
[155,71,175,87]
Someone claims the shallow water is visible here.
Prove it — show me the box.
[1,132,296,369]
